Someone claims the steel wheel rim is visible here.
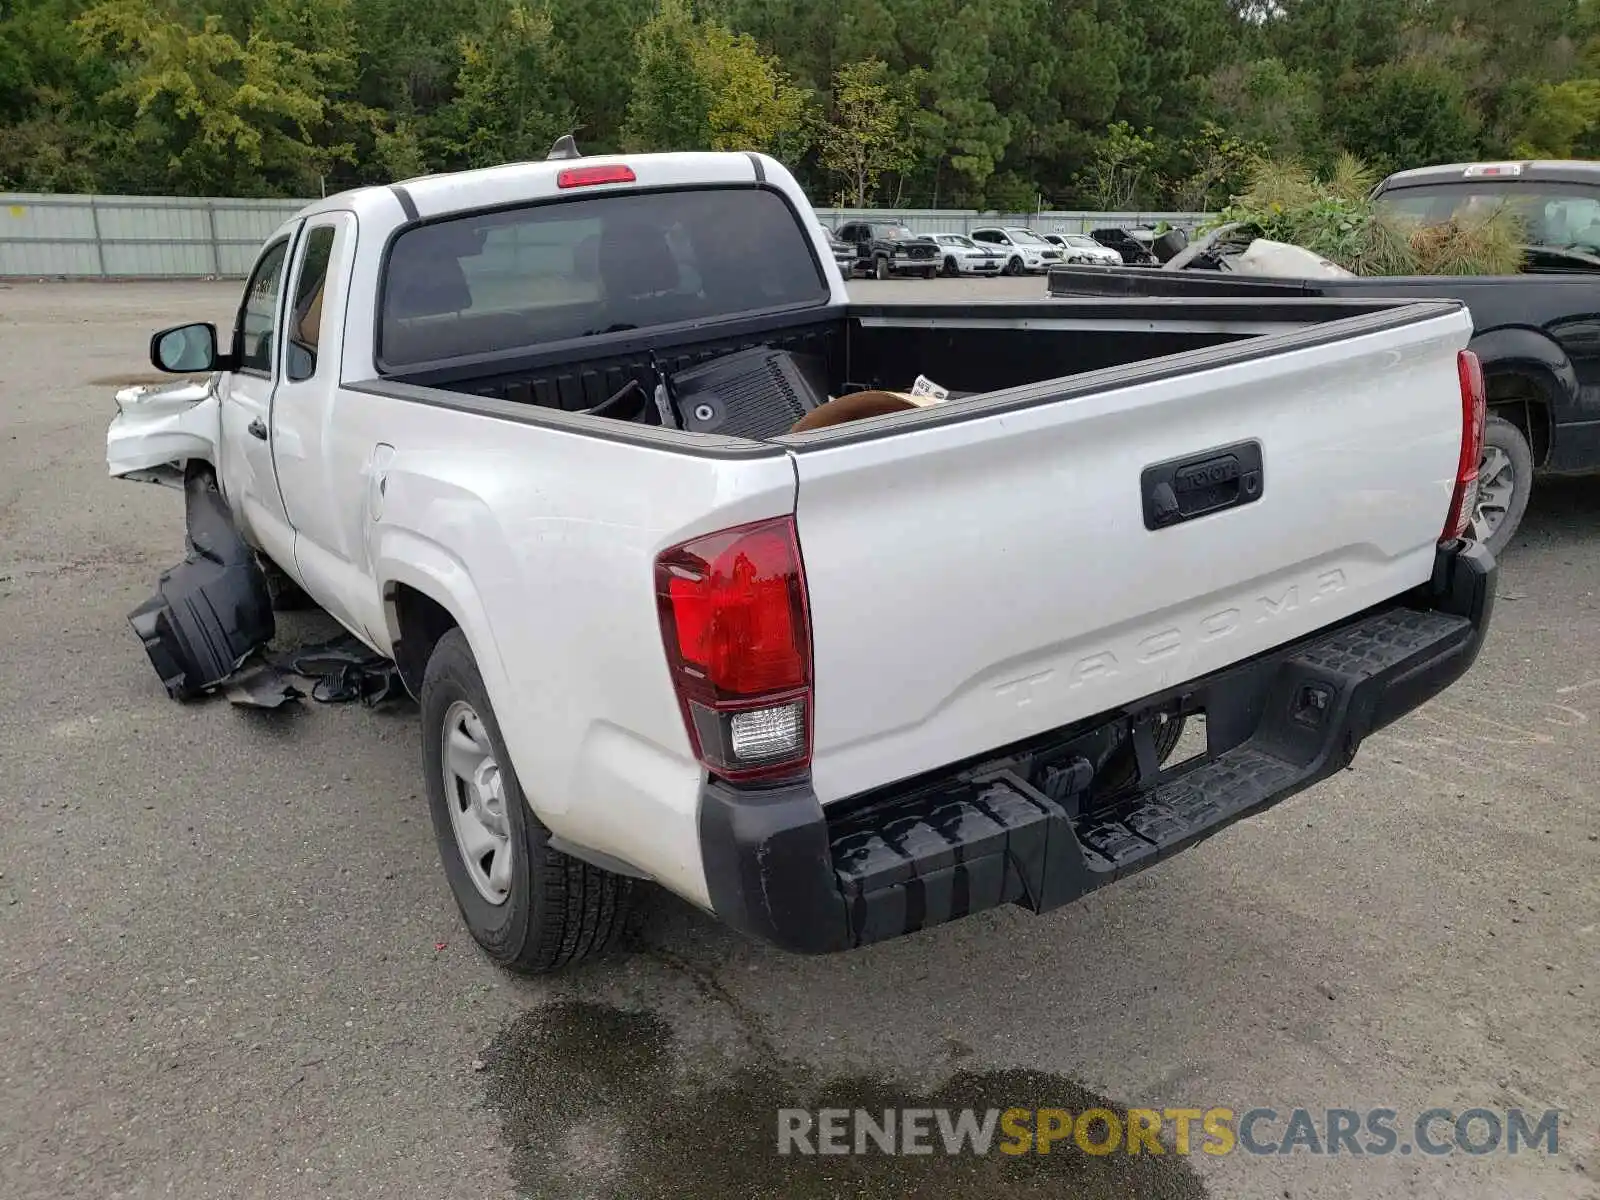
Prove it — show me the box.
[1471,443,1516,542]
[440,699,513,905]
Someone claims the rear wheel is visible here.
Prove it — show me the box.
[874,255,890,281]
[1472,415,1533,556]
[943,256,959,277]
[421,629,631,973]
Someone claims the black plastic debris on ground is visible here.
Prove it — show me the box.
[271,634,404,707]
[128,471,275,700]
[124,472,403,710]
[224,663,304,709]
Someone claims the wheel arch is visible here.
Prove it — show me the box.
[376,535,510,708]
[1468,326,1578,469]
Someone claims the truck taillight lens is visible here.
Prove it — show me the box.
[655,517,812,782]
[1442,350,1487,543]
[557,164,636,188]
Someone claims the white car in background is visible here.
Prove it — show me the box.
[931,233,1002,276]
[1047,233,1123,266]
[969,226,1062,275]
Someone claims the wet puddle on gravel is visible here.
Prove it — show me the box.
[481,999,1208,1200]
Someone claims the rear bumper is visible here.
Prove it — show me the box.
[697,540,1495,955]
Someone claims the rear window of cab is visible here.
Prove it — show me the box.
[378,187,830,368]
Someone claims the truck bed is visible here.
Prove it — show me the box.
[380,296,1431,431]
[354,291,1475,807]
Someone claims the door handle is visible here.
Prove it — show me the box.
[1141,440,1264,530]
[247,418,268,441]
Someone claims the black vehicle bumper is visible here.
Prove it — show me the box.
[698,540,1496,955]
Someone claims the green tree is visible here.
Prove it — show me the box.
[1204,57,1326,167]
[694,23,811,156]
[1075,120,1157,209]
[1330,61,1481,176]
[620,0,710,151]
[819,58,913,205]
[435,2,573,169]
[75,0,364,194]
[621,0,810,155]
[1164,121,1264,210]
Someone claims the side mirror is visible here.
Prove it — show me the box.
[150,323,221,374]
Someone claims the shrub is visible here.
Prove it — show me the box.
[1209,155,1525,276]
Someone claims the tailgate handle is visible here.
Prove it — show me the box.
[1141,440,1263,530]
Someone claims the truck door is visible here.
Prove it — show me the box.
[218,226,299,577]
[270,212,380,641]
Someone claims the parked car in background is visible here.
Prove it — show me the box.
[1090,227,1159,265]
[931,232,1003,276]
[834,220,942,279]
[820,223,857,276]
[1054,233,1123,266]
[969,227,1063,275]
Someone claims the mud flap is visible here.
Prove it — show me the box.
[128,471,275,700]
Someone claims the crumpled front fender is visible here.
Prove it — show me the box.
[106,378,220,485]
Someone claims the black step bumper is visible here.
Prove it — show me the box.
[698,540,1496,954]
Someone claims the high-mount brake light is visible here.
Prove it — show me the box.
[1442,349,1487,543]
[557,164,637,189]
[655,516,813,782]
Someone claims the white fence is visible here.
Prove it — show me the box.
[0,191,1213,280]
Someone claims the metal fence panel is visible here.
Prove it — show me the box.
[1,191,1215,279]
[1,192,307,279]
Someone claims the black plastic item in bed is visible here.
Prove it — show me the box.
[669,347,829,439]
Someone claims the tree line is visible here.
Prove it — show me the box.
[2,0,1598,208]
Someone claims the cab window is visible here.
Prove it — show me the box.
[235,239,291,375]
[286,226,336,382]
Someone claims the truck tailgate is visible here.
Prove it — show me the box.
[788,304,1473,804]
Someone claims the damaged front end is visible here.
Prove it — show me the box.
[107,377,220,487]
[128,470,275,700]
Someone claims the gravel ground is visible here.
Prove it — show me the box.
[1,277,1597,1200]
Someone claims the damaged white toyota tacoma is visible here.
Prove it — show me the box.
[107,143,1497,973]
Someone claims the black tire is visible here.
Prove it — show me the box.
[1476,414,1534,556]
[256,551,312,612]
[943,256,959,277]
[1005,255,1023,277]
[421,629,631,973]
[1094,713,1187,795]
[924,265,938,280]
[874,255,890,281]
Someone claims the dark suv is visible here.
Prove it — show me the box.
[833,221,942,280]
[1090,227,1159,266]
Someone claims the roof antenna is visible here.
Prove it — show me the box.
[547,135,581,161]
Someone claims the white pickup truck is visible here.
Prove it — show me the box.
[107,145,1497,973]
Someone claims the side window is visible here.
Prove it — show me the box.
[235,239,291,375]
[972,230,994,244]
[285,226,336,383]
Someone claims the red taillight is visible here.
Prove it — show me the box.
[655,516,813,781]
[557,164,636,189]
[1442,349,1487,543]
